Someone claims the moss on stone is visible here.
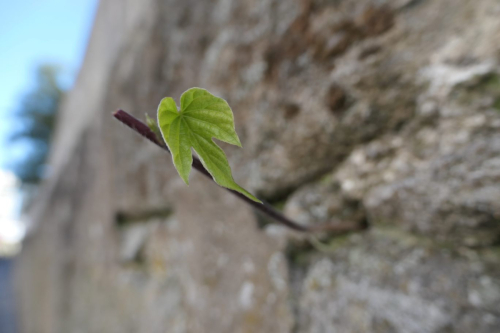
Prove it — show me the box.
[493,98,500,111]
[454,72,500,109]
[480,73,500,89]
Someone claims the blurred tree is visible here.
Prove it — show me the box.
[8,64,64,184]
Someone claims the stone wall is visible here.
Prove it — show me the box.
[16,0,500,332]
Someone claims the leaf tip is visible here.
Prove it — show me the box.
[249,195,262,204]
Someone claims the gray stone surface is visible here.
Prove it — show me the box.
[293,229,500,333]
[15,0,500,332]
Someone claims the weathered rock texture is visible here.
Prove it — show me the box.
[16,0,500,332]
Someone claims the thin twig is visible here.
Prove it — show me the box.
[113,110,365,234]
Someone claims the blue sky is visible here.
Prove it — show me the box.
[0,0,99,168]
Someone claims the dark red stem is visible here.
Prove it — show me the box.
[113,110,364,234]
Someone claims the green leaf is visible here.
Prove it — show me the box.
[157,87,261,203]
